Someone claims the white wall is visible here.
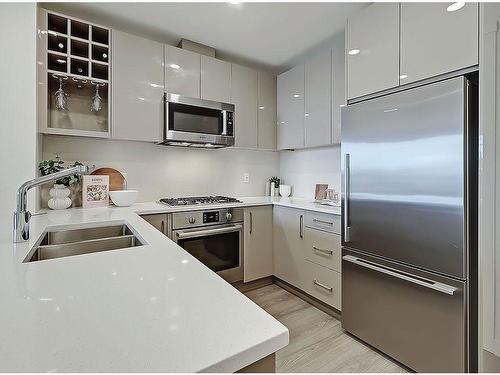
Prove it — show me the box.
[279,145,341,199]
[0,4,38,242]
[42,135,279,202]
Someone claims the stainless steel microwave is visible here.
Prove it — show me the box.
[159,93,235,148]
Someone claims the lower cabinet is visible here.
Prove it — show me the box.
[273,206,305,288]
[273,206,342,310]
[244,206,273,282]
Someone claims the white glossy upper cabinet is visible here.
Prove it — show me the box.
[258,71,277,150]
[332,33,346,144]
[111,30,164,142]
[347,3,400,99]
[277,65,305,150]
[231,64,258,148]
[165,45,201,98]
[400,3,479,84]
[305,52,332,147]
[201,56,231,103]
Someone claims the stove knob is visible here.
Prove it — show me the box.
[225,212,233,221]
[188,217,196,224]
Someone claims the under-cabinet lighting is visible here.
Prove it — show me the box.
[169,63,180,70]
[348,49,360,55]
[447,2,465,12]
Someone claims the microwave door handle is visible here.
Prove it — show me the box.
[176,224,242,240]
[222,110,228,135]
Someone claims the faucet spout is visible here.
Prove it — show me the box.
[13,164,89,243]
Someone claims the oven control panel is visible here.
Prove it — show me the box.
[172,208,244,229]
[203,211,220,224]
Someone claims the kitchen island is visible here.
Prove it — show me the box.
[0,198,294,372]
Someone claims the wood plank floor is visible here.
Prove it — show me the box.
[245,284,406,373]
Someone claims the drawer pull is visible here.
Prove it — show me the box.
[313,245,333,256]
[313,279,333,292]
[313,218,334,226]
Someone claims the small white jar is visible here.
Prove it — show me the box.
[48,183,72,210]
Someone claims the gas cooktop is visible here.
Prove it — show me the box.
[159,196,242,206]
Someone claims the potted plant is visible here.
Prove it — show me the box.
[269,176,281,197]
[38,156,83,210]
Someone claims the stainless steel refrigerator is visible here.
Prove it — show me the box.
[341,76,477,373]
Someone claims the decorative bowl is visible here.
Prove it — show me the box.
[109,190,139,207]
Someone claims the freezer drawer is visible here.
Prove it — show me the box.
[342,248,467,372]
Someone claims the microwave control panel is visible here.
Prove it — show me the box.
[226,112,234,136]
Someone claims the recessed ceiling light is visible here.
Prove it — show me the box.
[447,2,465,12]
[400,74,408,79]
[304,113,309,117]
[293,94,300,98]
[169,63,180,70]
[229,1,241,4]
[58,43,64,49]
[102,53,107,59]
[259,106,265,110]
[348,49,360,56]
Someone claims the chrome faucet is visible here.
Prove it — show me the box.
[13,165,89,243]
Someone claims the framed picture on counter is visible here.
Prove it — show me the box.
[82,175,109,208]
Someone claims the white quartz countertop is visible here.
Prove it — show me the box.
[131,196,341,216]
[0,196,338,372]
[0,197,296,372]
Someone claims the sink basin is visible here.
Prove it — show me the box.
[24,224,145,263]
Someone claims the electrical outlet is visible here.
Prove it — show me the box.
[243,173,250,184]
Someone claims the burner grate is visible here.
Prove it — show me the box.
[160,196,242,206]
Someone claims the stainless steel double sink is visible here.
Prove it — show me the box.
[24,224,145,263]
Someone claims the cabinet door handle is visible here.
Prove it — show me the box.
[313,245,333,256]
[313,218,334,226]
[299,214,304,238]
[249,212,253,234]
[313,279,333,292]
[161,220,165,234]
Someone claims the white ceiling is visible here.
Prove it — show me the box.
[43,2,367,73]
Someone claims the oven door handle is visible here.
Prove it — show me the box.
[176,224,242,240]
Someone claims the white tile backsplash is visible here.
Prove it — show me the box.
[42,135,280,202]
[279,145,341,199]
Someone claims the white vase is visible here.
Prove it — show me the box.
[48,184,72,210]
[270,182,276,197]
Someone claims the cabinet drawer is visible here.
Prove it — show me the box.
[303,260,341,310]
[304,212,340,234]
[304,228,341,272]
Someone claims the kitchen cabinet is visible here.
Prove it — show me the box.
[244,206,273,282]
[111,30,164,142]
[303,259,342,310]
[232,64,258,148]
[257,71,277,150]
[140,213,169,235]
[201,55,231,103]
[305,52,332,147]
[332,33,346,144]
[277,65,305,150]
[346,3,399,99]
[400,3,479,84]
[273,206,305,288]
[165,45,201,98]
[304,227,341,272]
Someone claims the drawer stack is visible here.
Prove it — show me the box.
[303,212,342,310]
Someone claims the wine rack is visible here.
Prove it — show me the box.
[39,9,111,138]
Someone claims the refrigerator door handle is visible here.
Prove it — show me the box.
[342,255,458,296]
[344,153,351,242]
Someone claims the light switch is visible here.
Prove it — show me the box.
[243,173,250,184]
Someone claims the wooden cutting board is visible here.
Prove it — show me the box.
[91,168,125,191]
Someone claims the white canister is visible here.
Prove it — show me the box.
[270,182,276,197]
[279,184,292,198]
[48,183,72,210]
